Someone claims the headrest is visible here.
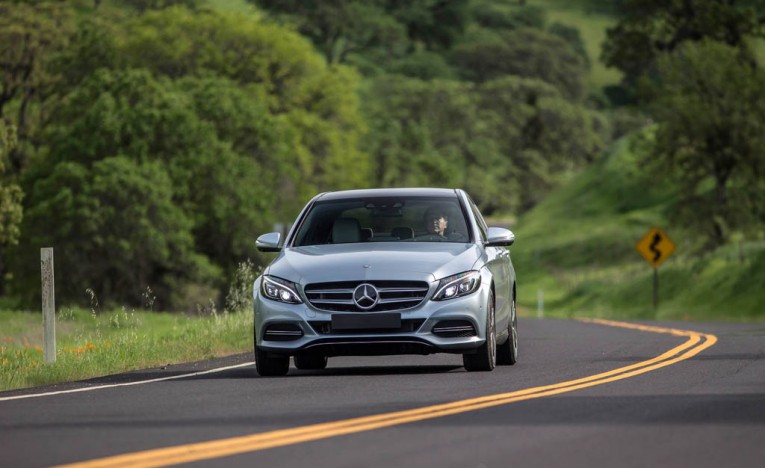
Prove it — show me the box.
[332,218,361,243]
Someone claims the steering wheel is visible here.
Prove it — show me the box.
[447,231,467,242]
[415,234,446,242]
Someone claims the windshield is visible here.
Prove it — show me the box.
[292,196,470,246]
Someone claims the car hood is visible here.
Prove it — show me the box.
[266,243,483,285]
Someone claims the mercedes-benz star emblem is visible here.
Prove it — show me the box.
[353,283,379,310]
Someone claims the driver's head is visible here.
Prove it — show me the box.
[424,207,449,236]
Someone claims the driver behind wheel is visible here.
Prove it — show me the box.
[424,206,450,238]
[421,205,468,241]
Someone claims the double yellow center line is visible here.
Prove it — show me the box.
[60,319,717,468]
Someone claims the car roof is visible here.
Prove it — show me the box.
[316,188,460,201]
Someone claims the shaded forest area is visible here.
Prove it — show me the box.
[0,0,763,311]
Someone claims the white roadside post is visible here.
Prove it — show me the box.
[41,247,56,364]
[537,288,544,319]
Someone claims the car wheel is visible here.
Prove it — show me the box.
[294,353,328,370]
[463,291,497,372]
[255,345,289,376]
[497,293,518,365]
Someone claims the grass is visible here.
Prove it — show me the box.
[0,260,260,392]
[0,307,253,391]
[510,134,765,322]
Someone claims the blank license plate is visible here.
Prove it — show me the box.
[331,313,401,330]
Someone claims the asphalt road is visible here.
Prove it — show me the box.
[1,318,763,468]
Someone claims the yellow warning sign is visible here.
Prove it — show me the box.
[636,227,676,268]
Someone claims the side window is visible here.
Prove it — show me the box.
[469,199,488,242]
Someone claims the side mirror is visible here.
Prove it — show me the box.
[485,227,515,247]
[256,232,281,252]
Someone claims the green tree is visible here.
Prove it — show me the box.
[388,0,470,50]
[14,69,272,308]
[116,0,202,11]
[549,22,590,70]
[476,76,603,210]
[643,40,765,245]
[250,0,469,64]
[175,76,298,216]
[52,16,119,90]
[9,8,374,309]
[602,0,765,92]
[117,8,370,196]
[14,157,212,309]
[0,121,22,246]
[363,74,603,215]
[469,0,546,31]
[249,0,409,64]
[452,28,588,101]
[363,76,500,205]
[388,50,456,80]
[0,1,75,172]
[0,120,23,296]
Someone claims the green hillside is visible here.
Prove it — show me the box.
[530,0,621,89]
[511,135,765,322]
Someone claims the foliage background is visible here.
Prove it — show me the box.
[0,0,762,319]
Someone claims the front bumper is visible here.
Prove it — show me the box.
[253,276,490,357]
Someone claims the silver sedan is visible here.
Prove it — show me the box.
[253,188,517,376]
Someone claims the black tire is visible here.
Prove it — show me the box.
[463,291,497,372]
[497,292,518,365]
[294,353,328,370]
[255,346,289,376]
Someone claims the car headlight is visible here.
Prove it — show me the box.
[433,271,481,301]
[261,276,302,304]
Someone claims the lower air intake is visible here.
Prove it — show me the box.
[263,323,303,341]
[432,320,476,338]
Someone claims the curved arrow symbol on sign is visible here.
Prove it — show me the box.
[650,233,662,262]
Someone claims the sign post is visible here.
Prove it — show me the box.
[635,228,676,309]
[41,248,56,364]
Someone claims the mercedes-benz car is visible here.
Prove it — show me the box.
[253,188,518,376]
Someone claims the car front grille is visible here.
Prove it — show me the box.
[304,280,430,312]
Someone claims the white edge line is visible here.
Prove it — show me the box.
[0,361,255,402]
